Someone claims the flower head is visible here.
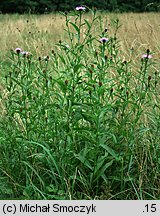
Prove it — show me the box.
[100,37,109,43]
[15,47,22,54]
[43,55,50,61]
[21,51,31,57]
[75,6,86,11]
[142,54,152,59]
[64,44,70,50]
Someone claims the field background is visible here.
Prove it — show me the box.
[0,12,160,58]
[0,8,160,200]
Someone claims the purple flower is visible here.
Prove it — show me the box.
[15,47,22,54]
[21,51,31,57]
[100,37,109,43]
[75,6,86,11]
[142,54,152,59]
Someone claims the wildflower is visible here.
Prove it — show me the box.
[62,44,70,51]
[142,54,152,59]
[65,44,70,49]
[15,47,22,54]
[43,56,50,61]
[20,51,31,57]
[75,6,86,11]
[100,37,109,43]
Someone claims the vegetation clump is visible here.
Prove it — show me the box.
[0,7,160,200]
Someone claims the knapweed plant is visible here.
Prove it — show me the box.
[0,7,160,200]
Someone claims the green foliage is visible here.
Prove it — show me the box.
[0,8,160,199]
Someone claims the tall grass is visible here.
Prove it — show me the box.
[0,8,160,199]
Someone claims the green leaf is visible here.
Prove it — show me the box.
[93,160,113,183]
[74,148,93,171]
[69,22,80,35]
[56,80,67,93]
[74,64,83,72]
[137,127,151,134]
[84,19,91,29]
[57,54,66,64]
[21,161,45,188]
[94,153,108,174]
[100,144,121,161]
[25,141,61,181]
[85,37,95,44]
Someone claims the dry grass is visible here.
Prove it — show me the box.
[0,12,160,59]
[115,13,160,61]
[0,12,160,200]
[0,12,160,101]
[0,13,65,57]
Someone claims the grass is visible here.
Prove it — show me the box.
[0,9,160,200]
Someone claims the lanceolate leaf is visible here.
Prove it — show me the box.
[93,160,113,183]
[100,144,121,161]
[69,22,80,35]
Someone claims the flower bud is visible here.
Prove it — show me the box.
[146,49,150,54]
[99,81,102,86]
[65,80,68,85]
[89,90,92,95]
[110,88,113,93]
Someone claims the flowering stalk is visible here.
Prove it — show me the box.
[99,37,109,67]
[82,7,97,44]
[76,6,86,44]
[141,49,152,91]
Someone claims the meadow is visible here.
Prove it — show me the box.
[0,9,160,199]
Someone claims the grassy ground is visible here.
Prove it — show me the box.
[0,10,160,199]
